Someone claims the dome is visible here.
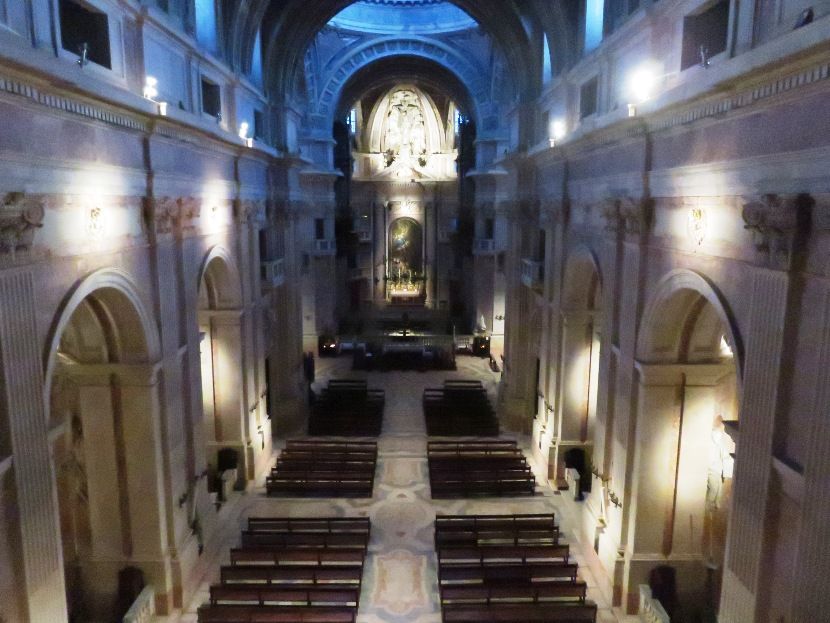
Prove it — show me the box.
[328,0,477,35]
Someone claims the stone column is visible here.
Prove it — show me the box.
[0,270,68,622]
[791,286,830,620]
[719,270,788,623]
[117,364,173,613]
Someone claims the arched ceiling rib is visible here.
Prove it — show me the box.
[230,0,576,104]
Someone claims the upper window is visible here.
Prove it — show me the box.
[580,77,599,119]
[584,0,604,52]
[250,29,263,86]
[201,78,221,118]
[681,1,730,71]
[59,0,111,69]
[195,0,218,53]
[542,34,553,85]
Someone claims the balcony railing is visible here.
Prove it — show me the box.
[313,239,336,255]
[473,238,496,255]
[639,585,671,623]
[260,258,285,288]
[521,258,544,290]
[122,586,155,623]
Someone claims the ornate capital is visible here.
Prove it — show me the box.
[235,199,266,226]
[147,196,202,238]
[741,193,808,271]
[600,198,622,233]
[600,196,652,237]
[0,193,46,260]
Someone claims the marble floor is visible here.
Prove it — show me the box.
[179,355,631,623]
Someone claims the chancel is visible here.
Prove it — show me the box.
[0,1,828,622]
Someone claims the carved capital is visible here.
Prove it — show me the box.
[741,193,807,271]
[147,196,202,237]
[600,198,622,233]
[235,199,266,226]
[619,196,653,236]
[0,193,46,259]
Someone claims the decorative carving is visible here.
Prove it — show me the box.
[146,196,202,238]
[235,199,266,226]
[687,207,708,246]
[0,193,45,259]
[741,194,808,270]
[600,196,652,236]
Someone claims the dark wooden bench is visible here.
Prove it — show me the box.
[198,604,357,622]
[247,517,370,534]
[441,603,597,622]
[240,531,369,550]
[438,562,580,584]
[229,548,366,567]
[267,443,378,498]
[438,544,570,566]
[440,580,588,605]
[309,381,385,436]
[210,585,360,607]
[423,380,499,436]
[220,565,363,586]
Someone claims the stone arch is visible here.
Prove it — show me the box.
[561,245,602,311]
[555,245,604,482]
[637,269,743,376]
[196,245,251,482]
[316,37,489,126]
[197,245,243,311]
[44,269,171,618]
[626,268,743,615]
[44,268,161,404]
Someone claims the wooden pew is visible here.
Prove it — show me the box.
[198,604,357,622]
[240,531,369,550]
[437,544,570,566]
[247,517,370,534]
[220,565,363,586]
[440,580,588,605]
[440,603,598,622]
[229,547,365,567]
[210,585,360,607]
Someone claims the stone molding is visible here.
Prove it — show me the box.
[0,192,46,261]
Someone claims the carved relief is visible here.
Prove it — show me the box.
[741,194,807,270]
[146,196,202,238]
[235,199,266,226]
[600,196,652,236]
[0,193,45,260]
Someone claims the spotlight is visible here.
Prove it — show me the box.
[549,118,566,147]
[143,76,159,100]
[627,63,658,115]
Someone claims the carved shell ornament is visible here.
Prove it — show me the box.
[0,193,45,257]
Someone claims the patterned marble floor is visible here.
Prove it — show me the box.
[179,356,628,623]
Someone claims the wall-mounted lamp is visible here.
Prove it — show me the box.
[239,122,249,139]
[143,76,159,100]
[626,62,658,116]
[158,101,168,116]
[549,118,566,147]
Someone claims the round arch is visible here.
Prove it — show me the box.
[43,268,161,405]
[317,37,488,126]
[197,246,243,310]
[637,269,743,377]
[561,246,602,311]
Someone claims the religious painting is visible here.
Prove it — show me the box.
[388,217,423,296]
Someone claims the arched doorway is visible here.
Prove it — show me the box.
[556,248,602,482]
[46,270,170,621]
[197,249,250,485]
[627,270,741,617]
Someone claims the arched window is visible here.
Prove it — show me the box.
[251,29,263,86]
[195,0,218,53]
[542,34,552,84]
[585,0,604,52]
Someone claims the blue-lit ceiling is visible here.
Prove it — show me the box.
[328,0,477,34]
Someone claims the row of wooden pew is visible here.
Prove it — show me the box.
[424,380,499,436]
[266,441,377,498]
[309,379,385,437]
[436,513,597,622]
[198,517,371,623]
[428,440,537,498]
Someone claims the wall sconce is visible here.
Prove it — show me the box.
[158,101,168,116]
[627,62,658,116]
[549,118,566,147]
[143,76,159,100]
[239,121,249,139]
